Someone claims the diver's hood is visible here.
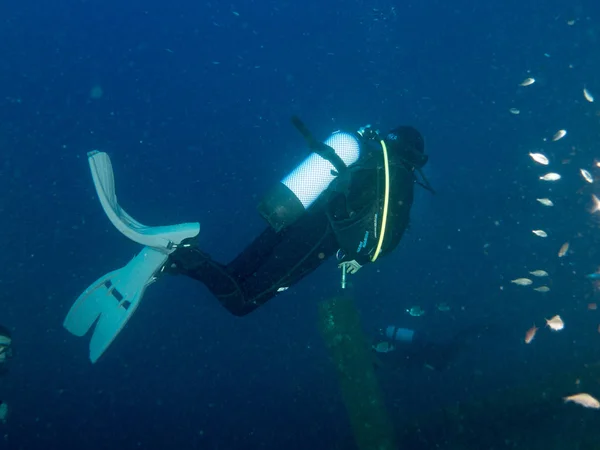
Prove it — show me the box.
[385,126,428,170]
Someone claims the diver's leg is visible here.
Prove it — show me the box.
[170,210,338,316]
[230,210,339,314]
[167,247,246,313]
[166,225,285,315]
[411,329,473,371]
[226,226,283,280]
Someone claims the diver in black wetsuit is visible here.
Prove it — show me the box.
[372,325,486,371]
[0,325,12,376]
[62,117,435,363]
[167,119,432,316]
[0,325,12,423]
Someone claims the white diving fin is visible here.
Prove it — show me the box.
[63,151,200,363]
[64,247,168,363]
[87,150,200,249]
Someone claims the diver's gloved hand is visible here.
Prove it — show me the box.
[338,260,362,274]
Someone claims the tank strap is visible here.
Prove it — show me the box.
[290,116,348,175]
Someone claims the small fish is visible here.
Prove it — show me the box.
[536,198,554,206]
[372,342,395,353]
[586,273,600,280]
[524,325,538,344]
[529,152,549,165]
[509,108,520,115]
[511,278,533,286]
[534,286,550,293]
[564,393,600,409]
[406,306,425,317]
[558,242,569,257]
[552,129,567,141]
[588,303,597,311]
[436,302,451,312]
[580,168,594,183]
[584,87,594,103]
[532,229,548,237]
[591,194,600,214]
[529,270,548,277]
[539,173,561,181]
[520,77,535,87]
[546,315,564,331]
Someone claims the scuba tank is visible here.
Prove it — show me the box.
[385,326,415,343]
[257,117,364,232]
[257,117,433,235]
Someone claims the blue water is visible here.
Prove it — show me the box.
[1,0,600,448]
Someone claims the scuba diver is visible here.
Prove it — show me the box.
[0,325,12,424]
[63,117,433,363]
[166,119,432,317]
[372,324,484,371]
[0,325,12,376]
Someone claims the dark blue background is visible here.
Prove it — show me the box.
[1,0,600,448]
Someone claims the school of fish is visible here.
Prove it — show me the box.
[510,53,600,413]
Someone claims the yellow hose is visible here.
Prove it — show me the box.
[371,140,390,262]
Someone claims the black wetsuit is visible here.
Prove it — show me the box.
[381,333,460,371]
[374,324,490,371]
[0,325,11,376]
[169,138,417,316]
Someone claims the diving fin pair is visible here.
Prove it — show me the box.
[63,151,200,363]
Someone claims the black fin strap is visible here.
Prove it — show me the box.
[291,115,347,175]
